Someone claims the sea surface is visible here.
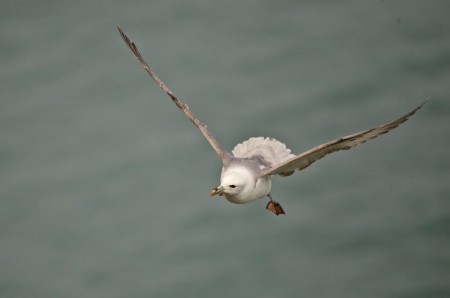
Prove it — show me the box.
[1,1,449,297]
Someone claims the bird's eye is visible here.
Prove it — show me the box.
[229,185,236,188]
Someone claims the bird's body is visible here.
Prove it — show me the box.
[215,137,295,205]
[219,163,272,204]
[118,27,427,216]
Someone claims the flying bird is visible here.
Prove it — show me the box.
[118,26,427,216]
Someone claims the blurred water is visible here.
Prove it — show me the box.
[1,1,449,297]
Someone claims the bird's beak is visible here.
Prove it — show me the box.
[210,185,224,196]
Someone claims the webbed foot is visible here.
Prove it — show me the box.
[266,201,285,215]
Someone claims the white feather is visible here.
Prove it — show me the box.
[232,137,295,167]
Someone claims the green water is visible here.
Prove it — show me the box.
[1,1,449,297]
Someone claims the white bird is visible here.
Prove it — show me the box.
[118,27,427,216]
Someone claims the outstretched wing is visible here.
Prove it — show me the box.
[262,100,428,176]
[118,26,230,162]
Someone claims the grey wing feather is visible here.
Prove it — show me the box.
[262,100,428,176]
[118,26,230,162]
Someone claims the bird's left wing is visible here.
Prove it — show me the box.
[262,100,427,177]
[118,26,230,162]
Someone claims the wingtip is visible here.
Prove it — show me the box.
[413,97,430,114]
[117,25,125,37]
[422,96,431,106]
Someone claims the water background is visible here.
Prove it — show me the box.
[1,1,449,297]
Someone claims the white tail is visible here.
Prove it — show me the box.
[232,137,295,167]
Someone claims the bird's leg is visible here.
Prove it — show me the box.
[266,193,285,216]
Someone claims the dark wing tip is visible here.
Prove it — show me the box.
[117,26,142,60]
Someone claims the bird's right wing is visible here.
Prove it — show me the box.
[118,26,230,162]
[262,100,428,177]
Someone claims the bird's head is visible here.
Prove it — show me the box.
[210,169,255,203]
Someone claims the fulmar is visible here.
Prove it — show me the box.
[118,27,427,216]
